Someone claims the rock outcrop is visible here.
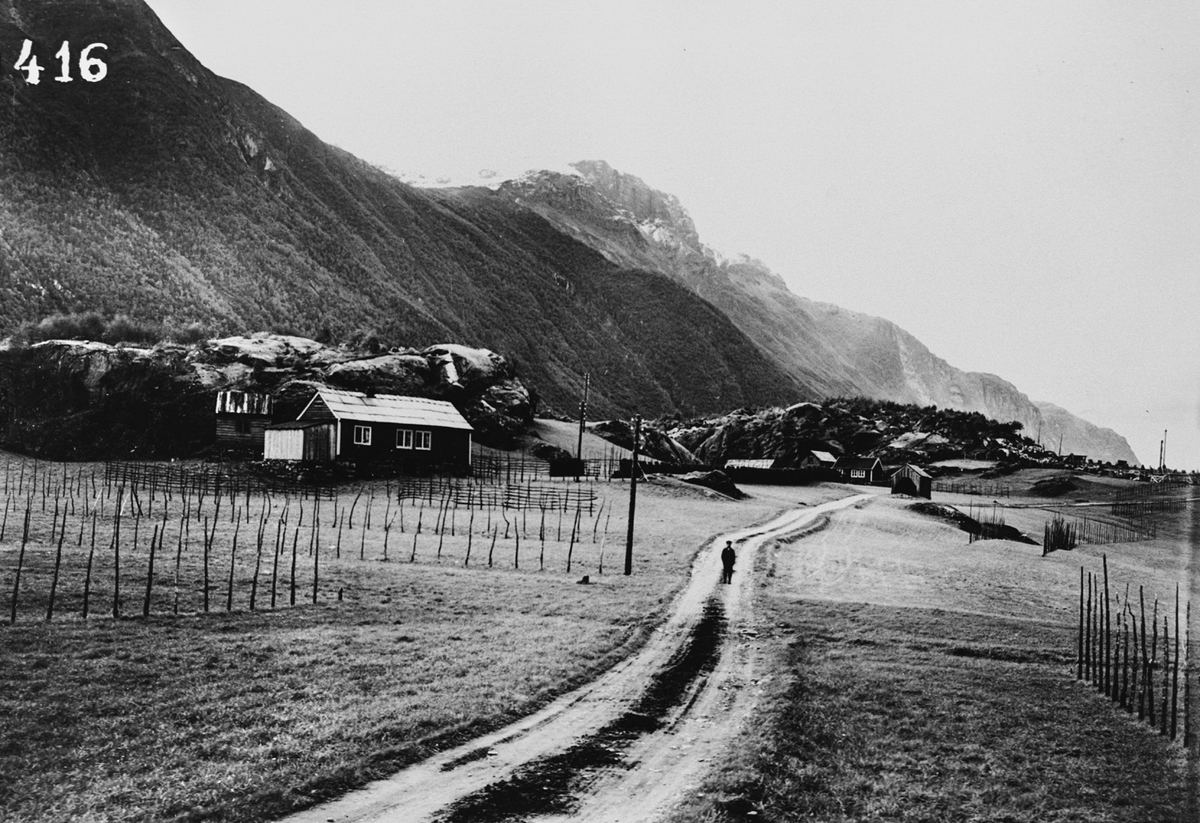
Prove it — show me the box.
[0,334,535,459]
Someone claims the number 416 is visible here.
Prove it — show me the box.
[13,39,108,84]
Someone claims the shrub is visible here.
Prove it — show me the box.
[101,314,161,345]
[168,321,209,345]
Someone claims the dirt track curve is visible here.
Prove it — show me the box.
[280,493,871,823]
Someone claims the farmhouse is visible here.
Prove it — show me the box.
[264,388,473,468]
[890,463,932,498]
[214,390,273,454]
[834,456,883,484]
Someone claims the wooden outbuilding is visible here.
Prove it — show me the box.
[263,420,336,462]
[890,464,932,498]
[724,458,777,470]
[214,390,273,453]
[264,388,473,468]
[798,450,837,470]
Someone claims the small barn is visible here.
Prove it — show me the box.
[890,464,932,498]
[264,388,473,468]
[214,391,273,453]
[797,450,837,470]
[834,456,883,484]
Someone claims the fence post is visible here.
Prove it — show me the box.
[1171,586,1180,739]
[1085,573,1093,681]
[1080,566,1089,681]
[1103,555,1111,697]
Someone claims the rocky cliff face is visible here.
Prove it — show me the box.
[0,335,535,459]
[1032,401,1137,464]
[497,163,1140,465]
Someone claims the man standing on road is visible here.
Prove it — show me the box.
[720,541,736,584]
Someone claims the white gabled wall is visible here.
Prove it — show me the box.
[264,429,304,461]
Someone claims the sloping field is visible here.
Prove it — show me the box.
[524,419,633,461]
[665,492,1197,822]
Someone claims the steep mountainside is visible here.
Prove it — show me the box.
[0,1,1138,464]
[0,0,792,419]
[498,161,1139,464]
[1033,401,1138,464]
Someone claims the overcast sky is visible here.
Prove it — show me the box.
[146,0,1199,470]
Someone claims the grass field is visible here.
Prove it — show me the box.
[4,456,1193,822]
[664,493,1197,822]
[0,455,822,823]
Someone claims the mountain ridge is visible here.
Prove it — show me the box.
[495,162,1139,464]
[0,0,1139,465]
[0,0,794,420]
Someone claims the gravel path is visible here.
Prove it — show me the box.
[279,493,870,823]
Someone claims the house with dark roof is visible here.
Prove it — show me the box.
[834,456,883,484]
[264,388,473,468]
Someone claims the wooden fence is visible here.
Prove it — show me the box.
[394,477,597,513]
[932,479,1012,497]
[1,456,617,626]
[1077,555,1191,745]
[104,461,335,500]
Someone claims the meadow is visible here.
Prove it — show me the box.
[664,490,1197,822]
[0,454,805,823]
[4,455,1194,822]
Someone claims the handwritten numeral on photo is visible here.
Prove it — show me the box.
[79,43,108,83]
[55,41,72,83]
[13,39,42,85]
[11,40,107,85]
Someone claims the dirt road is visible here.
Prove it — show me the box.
[280,493,870,823]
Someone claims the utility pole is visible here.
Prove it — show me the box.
[576,373,590,462]
[624,413,642,576]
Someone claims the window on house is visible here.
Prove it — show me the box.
[851,469,865,478]
[353,425,372,446]
[414,429,431,450]
[234,418,251,434]
[396,428,413,449]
